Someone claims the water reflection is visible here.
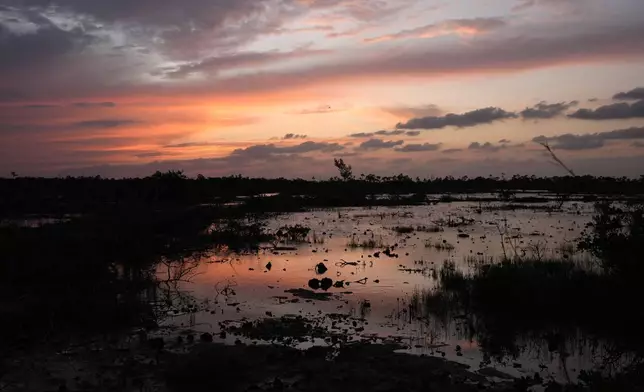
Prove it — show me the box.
[148,202,642,383]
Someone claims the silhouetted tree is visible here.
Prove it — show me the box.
[333,159,354,181]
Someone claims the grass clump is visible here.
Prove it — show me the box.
[393,226,414,234]
[274,224,311,243]
[422,258,644,359]
[347,235,385,249]
[310,230,325,244]
[425,238,455,251]
[416,225,443,233]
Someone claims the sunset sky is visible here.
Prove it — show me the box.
[1,0,644,178]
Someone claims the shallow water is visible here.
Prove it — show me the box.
[156,200,619,383]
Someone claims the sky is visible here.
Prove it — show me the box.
[1,0,644,179]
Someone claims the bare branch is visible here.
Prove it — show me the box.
[538,141,575,176]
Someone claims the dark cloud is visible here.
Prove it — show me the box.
[231,141,344,158]
[135,152,166,158]
[180,21,644,104]
[520,101,578,119]
[381,105,443,119]
[52,136,143,148]
[396,107,517,130]
[358,138,404,150]
[442,148,462,154]
[164,142,217,148]
[375,130,405,136]
[283,133,307,140]
[0,13,94,73]
[513,0,584,11]
[166,48,330,78]
[468,142,506,152]
[498,139,511,143]
[73,102,116,108]
[72,119,139,129]
[532,127,644,150]
[395,143,442,152]
[568,100,644,120]
[10,0,288,55]
[533,134,603,150]
[349,130,426,138]
[613,87,644,101]
[2,6,644,103]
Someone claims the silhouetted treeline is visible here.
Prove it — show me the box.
[2,171,644,217]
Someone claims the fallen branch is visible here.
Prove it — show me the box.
[336,259,359,267]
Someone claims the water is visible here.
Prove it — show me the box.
[156,200,619,383]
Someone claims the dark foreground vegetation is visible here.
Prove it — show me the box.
[419,202,644,390]
[1,164,644,391]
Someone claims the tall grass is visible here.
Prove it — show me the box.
[425,238,455,251]
[347,235,385,249]
[421,258,644,356]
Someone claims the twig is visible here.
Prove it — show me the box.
[335,259,359,267]
[538,141,575,176]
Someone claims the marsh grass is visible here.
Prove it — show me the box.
[425,238,455,251]
[393,226,414,234]
[310,230,326,244]
[421,258,644,358]
[347,235,385,249]
[274,224,310,243]
[434,216,476,228]
[416,225,443,233]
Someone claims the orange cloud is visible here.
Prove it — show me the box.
[363,17,507,43]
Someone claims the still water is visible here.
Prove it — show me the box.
[156,200,617,383]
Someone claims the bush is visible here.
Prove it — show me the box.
[579,202,644,276]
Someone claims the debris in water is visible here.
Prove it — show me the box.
[315,262,328,274]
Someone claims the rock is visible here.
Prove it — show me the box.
[265,262,272,271]
[200,333,213,343]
